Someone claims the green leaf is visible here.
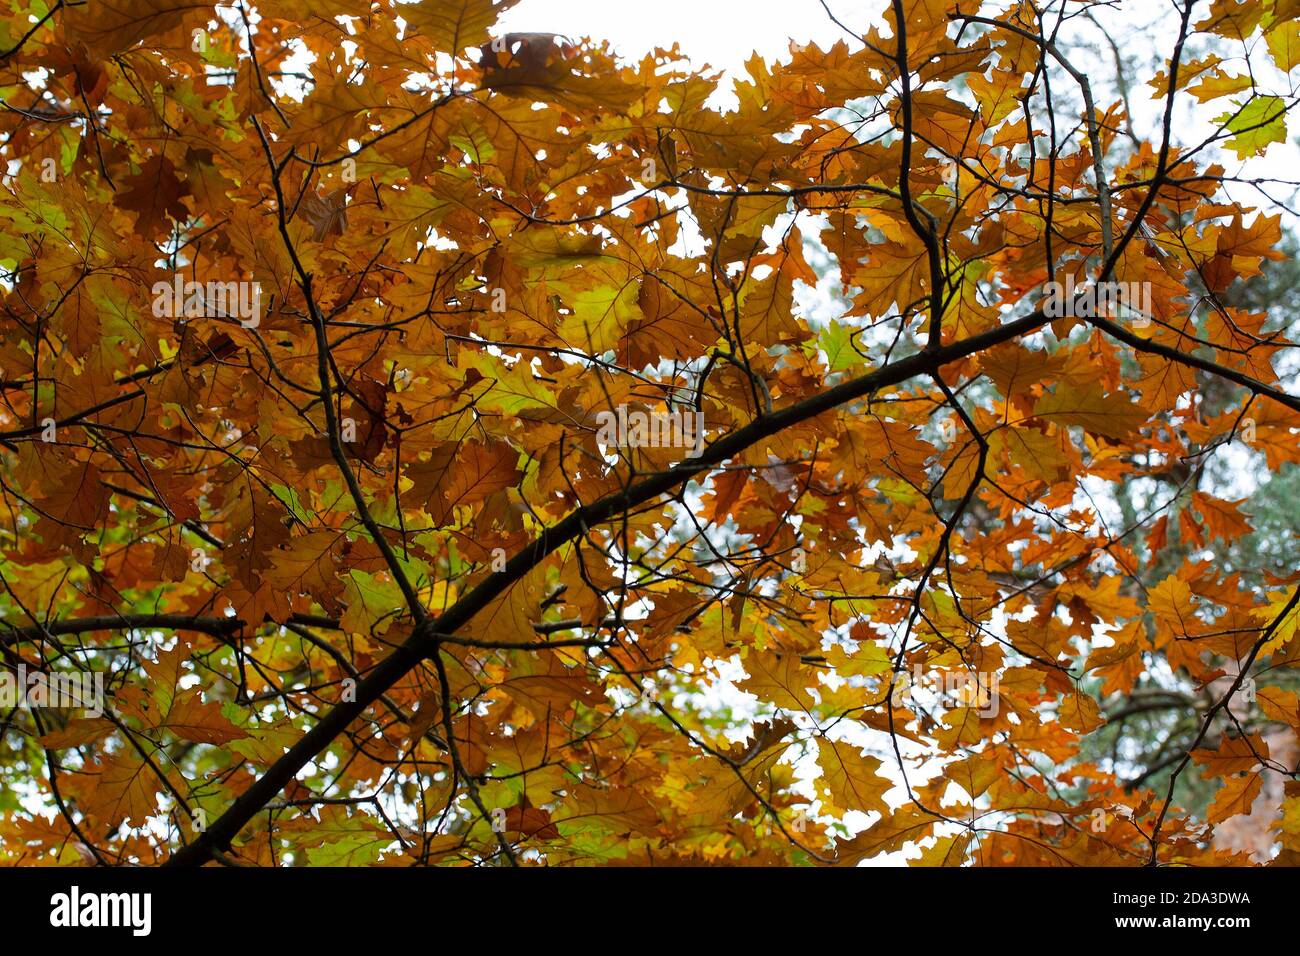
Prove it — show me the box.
[1217,95,1287,158]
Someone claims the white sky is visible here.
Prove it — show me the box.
[496,0,1300,188]
[496,0,850,76]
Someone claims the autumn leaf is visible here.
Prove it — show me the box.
[1190,491,1253,541]
[116,156,192,236]
[297,186,353,243]
[739,651,818,713]
[1193,734,1270,778]
[162,693,249,745]
[84,752,159,828]
[835,808,935,865]
[1208,772,1263,825]
[817,739,892,814]
[406,0,521,54]
[1032,382,1148,440]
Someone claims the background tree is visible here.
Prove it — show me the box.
[0,0,1298,867]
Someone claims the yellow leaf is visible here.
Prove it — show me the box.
[834,807,934,865]
[911,831,972,866]
[1033,382,1148,439]
[739,651,818,712]
[817,740,892,813]
[1058,691,1105,734]
[946,754,1000,800]
[1268,20,1300,71]
[1148,574,1195,634]
[402,0,520,53]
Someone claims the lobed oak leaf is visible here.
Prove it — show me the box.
[116,156,192,236]
[163,692,249,745]
[83,752,159,828]
[1192,734,1270,778]
[833,807,934,865]
[817,739,892,815]
[1032,382,1148,440]
[1208,772,1263,825]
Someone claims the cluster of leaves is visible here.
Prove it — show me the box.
[0,0,1298,867]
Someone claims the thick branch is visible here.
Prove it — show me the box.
[1087,314,1300,416]
[1,613,243,647]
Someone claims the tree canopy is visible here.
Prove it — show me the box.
[1,0,1299,867]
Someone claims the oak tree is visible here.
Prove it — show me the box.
[1,0,1299,867]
